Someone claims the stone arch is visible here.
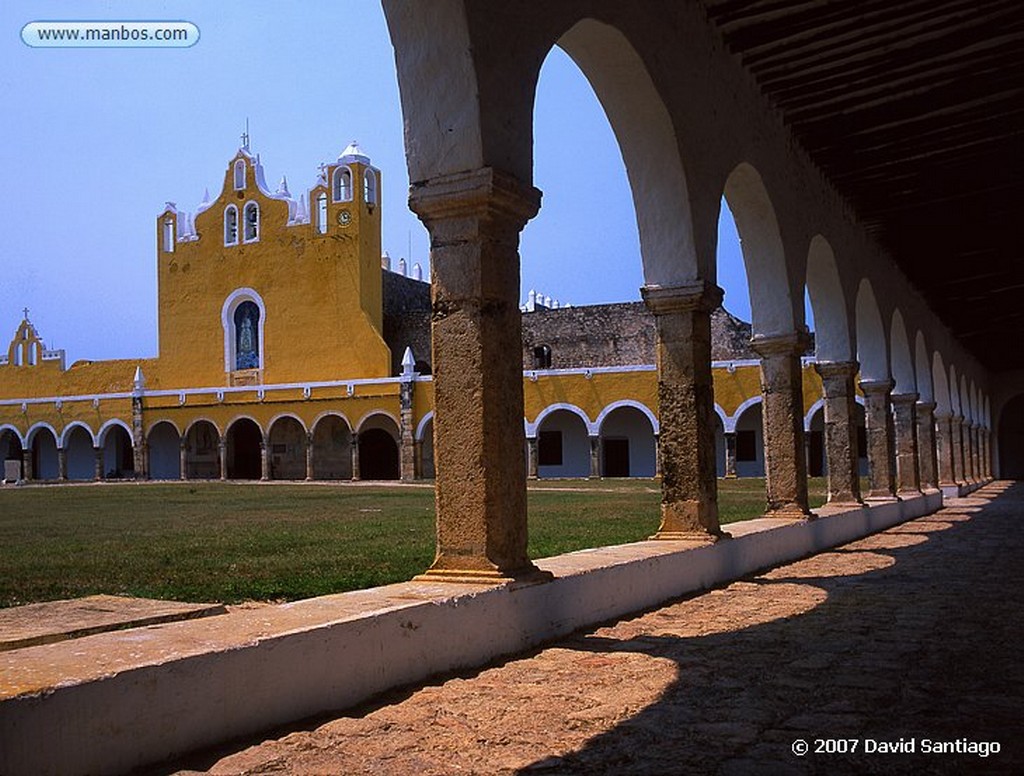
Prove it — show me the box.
[555,18,701,284]
[914,332,934,404]
[267,414,307,481]
[726,396,763,434]
[529,403,594,437]
[0,425,24,481]
[64,424,96,481]
[855,279,889,381]
[97,420,134,479]
[535,407,591,479]
[722,163,795,337]
[147,420,181,481]
[596,403,656,477]
[184,418,221,479]
[311,412,352,480]
[225,416,264,480]
[733,399,765,477]
[28,423,59,480]
[357,413,400,481]
[805,235,853,361]
[932,352,951,416]
[889,309,916,394]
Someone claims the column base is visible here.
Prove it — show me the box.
[865,493,900,503]
[897,488,923,498]
[413,564,553,587]
[650,529,731,542]
[764,506,815,520]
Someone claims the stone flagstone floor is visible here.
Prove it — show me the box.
[167,482,1023,775]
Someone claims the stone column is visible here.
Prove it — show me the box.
[724,432,737,478]
[750,332,812,518]
[951,416,966,486]
[219,440,228,481]
[93,446,104,481]
[970,424,981,483]
[350,433,360,481]
[260,441,269,481]
[131,395,145,479]
[859,379,897,500]
[983,428,992,479]
[526,437,539,479]
[915,401,939,491]
[641,281,724,539]
[934,412,955,486]
[399,381,416,482]
[409,167,547,582]
[814,361,863,505]
[57,448,67,482]
[589,435,601,479]
[305,432,314,481]
[21,449,33,481]
[179,440,188,481]
[891,393,921,496]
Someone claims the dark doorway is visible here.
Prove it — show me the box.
[998,395,1024,479]
[603,438,630,477]
[807,429,824,477]
[227,419,262,480]
[359,428,399,480]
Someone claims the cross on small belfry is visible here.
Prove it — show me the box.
[22,307,29,320]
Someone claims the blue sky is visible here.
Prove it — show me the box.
[1,1,754,364]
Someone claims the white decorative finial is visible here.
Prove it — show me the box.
[412,263,422,281]
[277,175,290,197]
[133,365,145,395]
[401,347,416,377]
[381,251,391,271]
[398,258,407,277]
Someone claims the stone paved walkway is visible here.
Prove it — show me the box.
[171,482,1023,775]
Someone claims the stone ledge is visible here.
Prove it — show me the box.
[0,595,226,653]
[0,492,942,776]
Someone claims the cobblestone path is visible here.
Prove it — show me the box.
[174,483,1023,775]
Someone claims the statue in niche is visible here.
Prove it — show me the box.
[234,301,260,370]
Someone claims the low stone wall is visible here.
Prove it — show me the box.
[0,492,942,776]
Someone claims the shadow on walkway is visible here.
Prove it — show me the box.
[520,484,1024,775]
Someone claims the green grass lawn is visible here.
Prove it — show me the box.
[0,477,826,608]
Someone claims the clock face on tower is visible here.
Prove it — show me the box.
[337,209,352,227]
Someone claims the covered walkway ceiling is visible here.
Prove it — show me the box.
[701,0,1024,372]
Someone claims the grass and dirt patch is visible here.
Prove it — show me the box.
[0,477,825,607]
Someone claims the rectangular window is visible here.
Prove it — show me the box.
[736,429,757,462]
[538,430,562,466]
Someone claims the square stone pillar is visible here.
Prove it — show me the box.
[350,433,360,481]
[970,424,981,483]
[724,432,737,478]
[951,416,966,486]
[641,281,724,540]
[219,440,228,481]
[21,449,33,481]
[891,393,921,495]
[859,379,897,500]
[915,401,939,491]
[409,167,548,583]
[814,361,863,505]
[305,432,315,481]
[93,446,104,481]
[934,412,955,486]
[260,441,269,481]
[526,437,539,479]
[399,380,417,482]
[58,448,67,482]
[750,332,812,518]
[983,428,992,479]
[179,441,188,481]
[589,435,601,479]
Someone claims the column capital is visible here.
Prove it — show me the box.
[916,401,937,413]
[641,281,722,315]
[408,166,541,227]
[814,360,859,380]
[749,330,813,358]
[934,409,952,421]
[859,378,894,396]
[890,392,920,408]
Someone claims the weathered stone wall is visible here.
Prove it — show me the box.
[382,270,431,375]
[381,276,774,373]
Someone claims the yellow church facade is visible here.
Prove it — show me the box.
[0,141,849,486]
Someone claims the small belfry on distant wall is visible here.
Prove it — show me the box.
[1,134,848,487]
